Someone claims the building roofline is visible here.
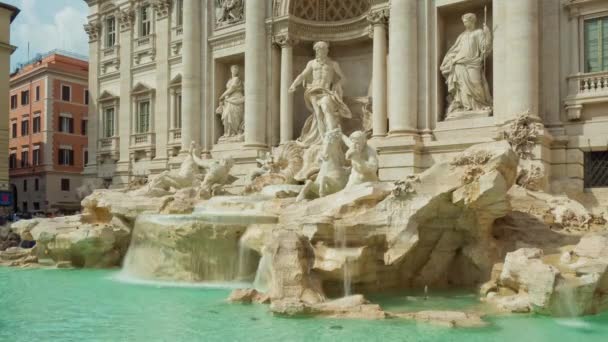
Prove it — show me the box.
[0,2,20,23]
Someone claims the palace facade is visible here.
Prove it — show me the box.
[83,0,608,203]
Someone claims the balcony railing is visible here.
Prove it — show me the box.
[98,136,119,152]
[565,71,608,120]
[568,71,608,99]
[130,132,155,148]
[169,128,182,143]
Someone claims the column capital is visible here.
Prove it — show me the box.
[84,22,101,43]
[367,9,389,26]
[152,0,172,20]
[118,9,135,32]
[273,34,299,48]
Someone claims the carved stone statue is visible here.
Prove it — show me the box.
[196,157,238,199]
[243,142,304,194]
[139,141,202,196]
[440,13,492,120]
[296,129,349,202]
[342,131,379,188]
[216,65,245,141]
[216,0,244,27]
[289,41,353,146]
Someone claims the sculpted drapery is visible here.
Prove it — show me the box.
[440,13,492,119]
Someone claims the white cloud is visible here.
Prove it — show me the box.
[11,0,88,66]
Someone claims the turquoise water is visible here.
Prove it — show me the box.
[1,268,607,342]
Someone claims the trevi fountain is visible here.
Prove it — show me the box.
[2,0,608,341]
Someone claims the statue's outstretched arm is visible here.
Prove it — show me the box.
[289,62,312,92]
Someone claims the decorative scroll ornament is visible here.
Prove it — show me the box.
[152,0,172,19]
[84,22,101,42]
[119,9,135,31]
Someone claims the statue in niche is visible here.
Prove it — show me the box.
[289,41,353,147]
[216,65,245,141]
[342,130,379,188]
[216,0,244,27]
[440,12,492,120]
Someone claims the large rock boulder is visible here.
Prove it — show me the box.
[11,215,130,268]
[485,233,608,316]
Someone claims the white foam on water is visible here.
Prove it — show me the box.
[110,272,251,289]
[555,318,593,329]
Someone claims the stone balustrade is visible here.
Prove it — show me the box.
[566,71,608,120]
[130,132,155,148]
[98,137,119,152]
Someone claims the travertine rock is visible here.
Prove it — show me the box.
[12,215,130,268]
[392,310,488,328]
[228,288,270,304]
[486,233,608,316]
[267,231,325,308]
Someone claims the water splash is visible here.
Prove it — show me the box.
[111,272,251,289]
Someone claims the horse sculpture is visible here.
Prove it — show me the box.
[296,129,349,201]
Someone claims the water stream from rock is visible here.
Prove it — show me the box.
[334,226,352,297]
[253,250,272,292]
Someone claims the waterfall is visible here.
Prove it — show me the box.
[334,226,352,297]
[253,250,272,292]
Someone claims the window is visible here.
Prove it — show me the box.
[106,17,116,47]
[140,5,151,37]
[20,150,28,168]
[21,119,29,136]
[35,86,40,101]
[32,149,41,166]
[104,107,115,137]
[81,119,88,136]
[585,151,608,188]
[33,202,40,211]
[58,148,74,166]
[584,16,608,73]
[137,101,150,133]
[21,90,29,105]
[59,116,74,133]
[85,90,89,105]
[176,94,182,128]
[84,150,89,165]
[61,85,71,102]
[11,122,17,138]
[176,0,183,26]
[34,178,39,191]
[22,202,28,213]
[23,179,27,192]
[10,94,17,109]
[61,179,70,192]
[33,116,41,133]
[9,153,17,169]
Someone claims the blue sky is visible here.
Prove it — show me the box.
[4,0,89,71]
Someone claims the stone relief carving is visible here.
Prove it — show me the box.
[289,41,353,147]
[342,130,379,188]
[440,12,492,120]
[296,129,349,201]
[216,65,245,142]
[216,0,244,27]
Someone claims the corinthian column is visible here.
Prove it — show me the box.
[368,9,389,137]
[388,0,417,134]
[83,22,100,174]
[180,0,201,152]
[505,0,539,118]
[275,35,297,143]
[244,0,268,147]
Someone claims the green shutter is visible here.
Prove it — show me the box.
[585,19,600,72]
